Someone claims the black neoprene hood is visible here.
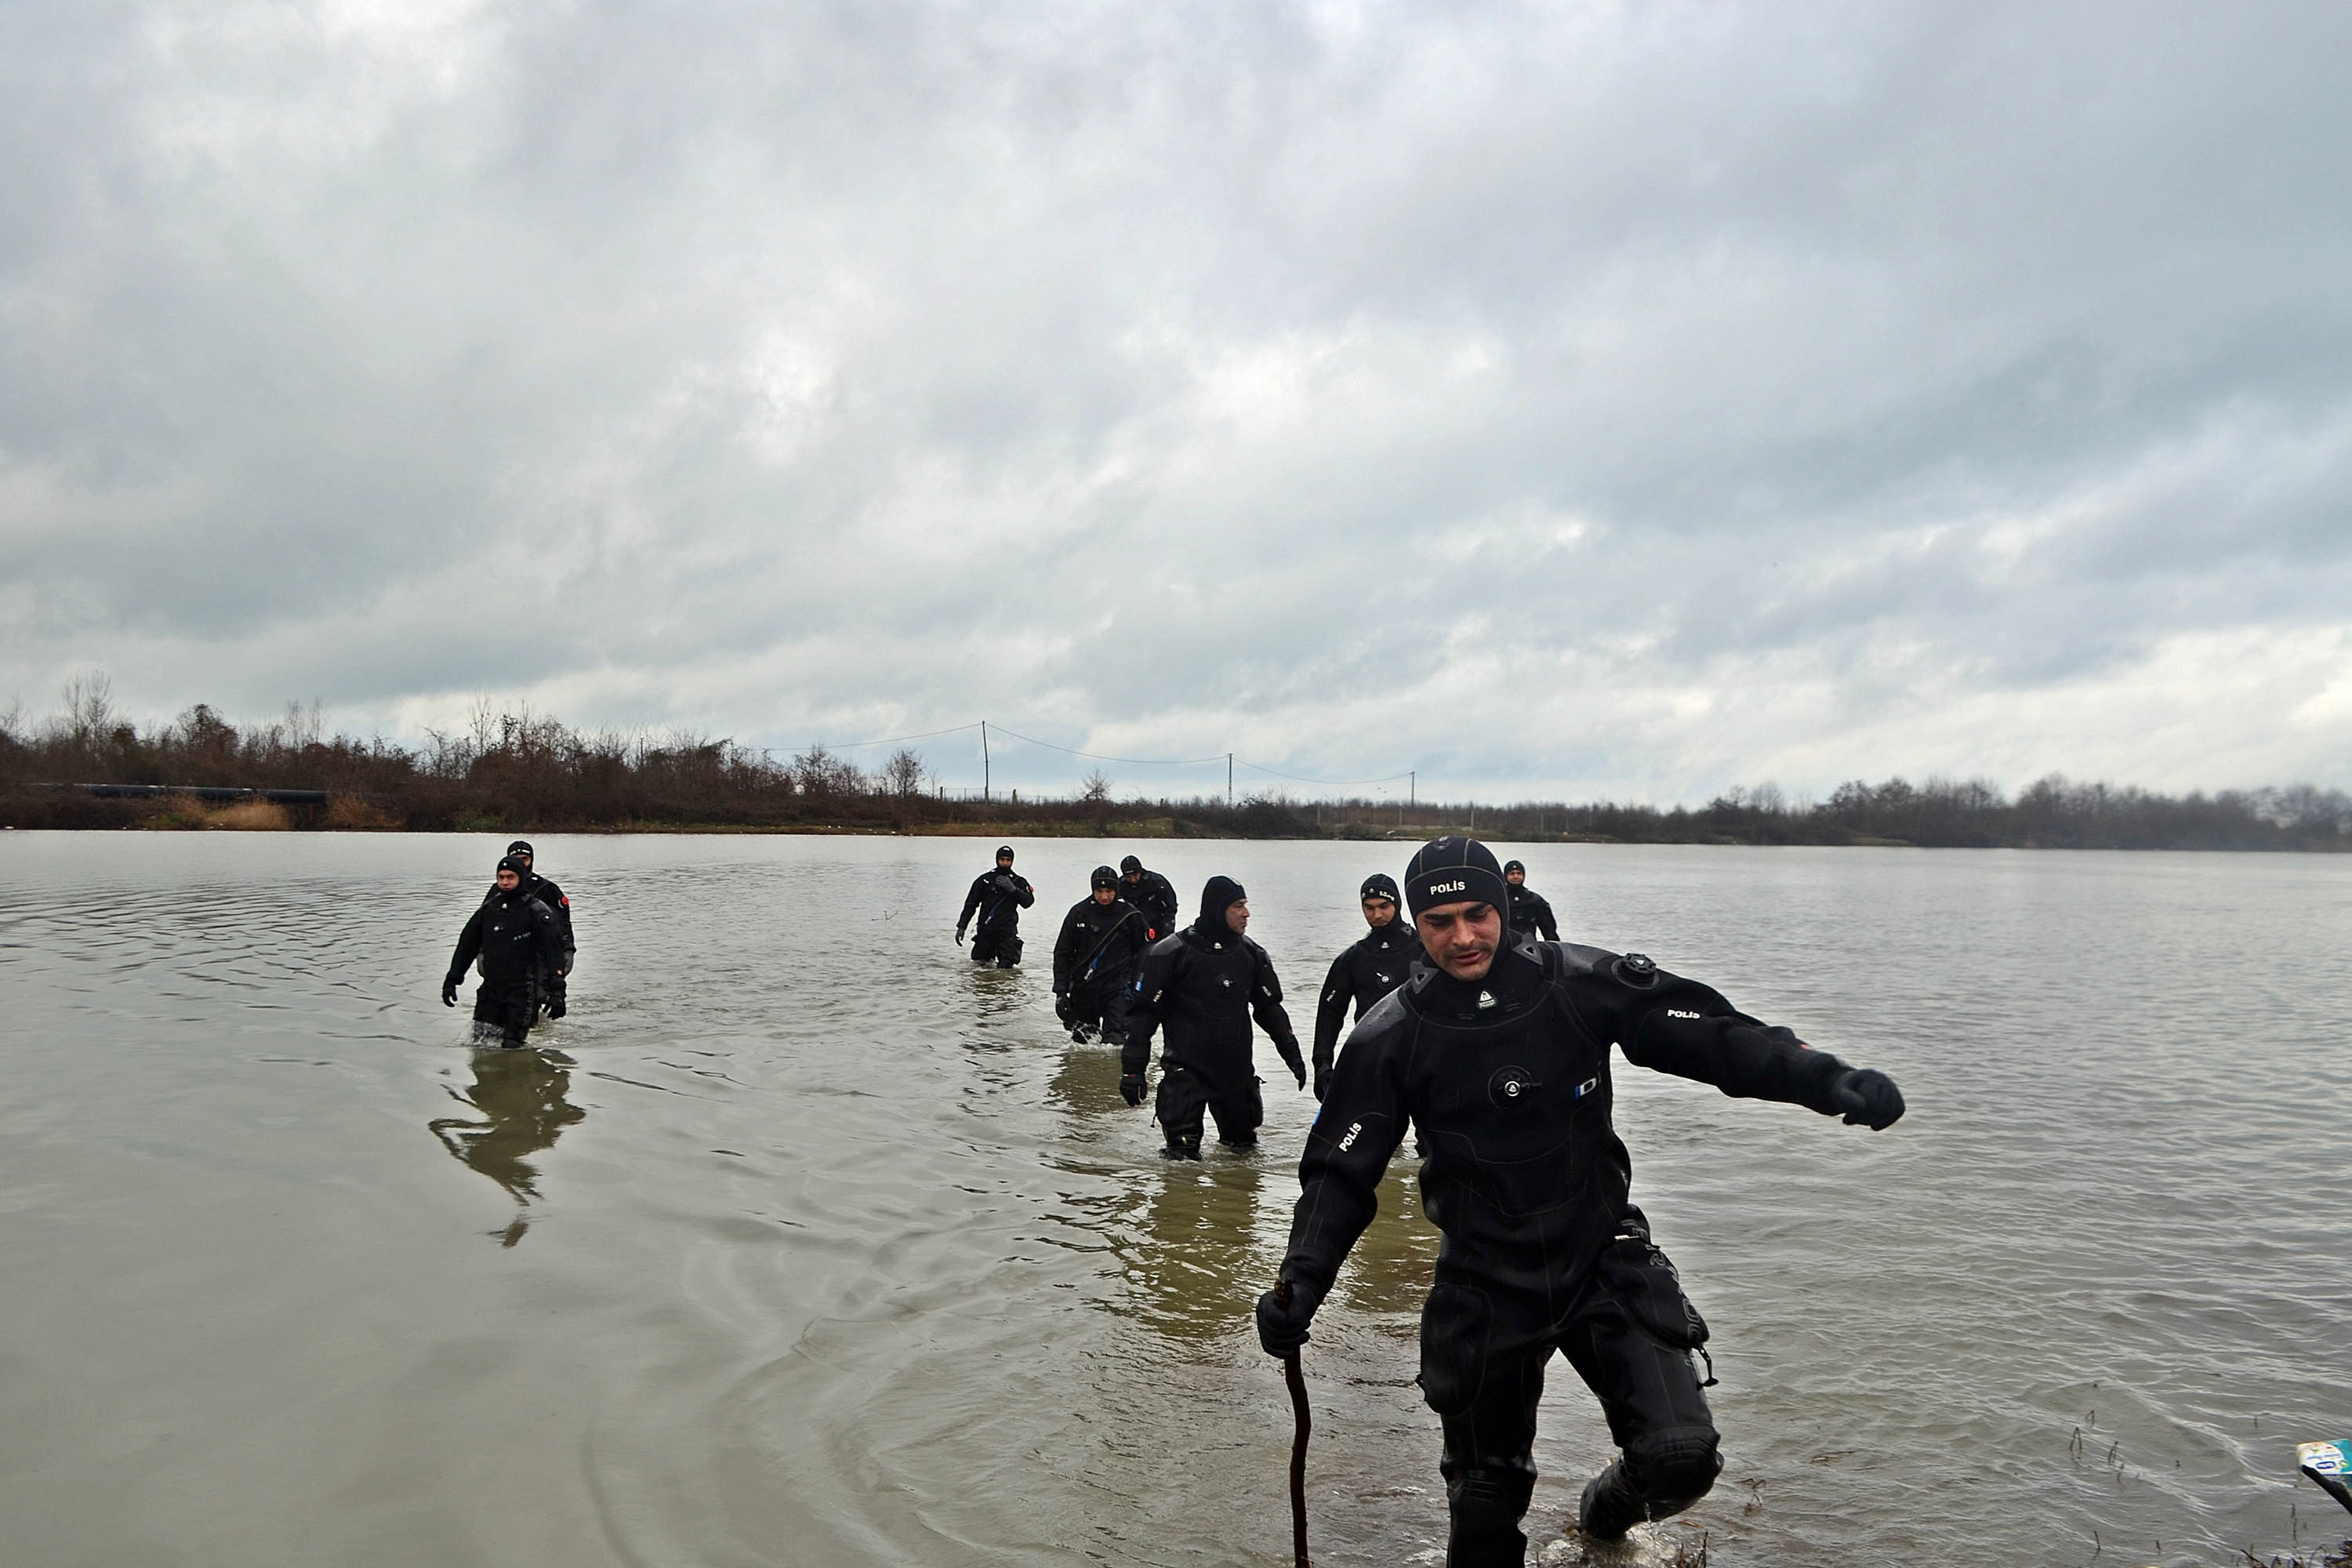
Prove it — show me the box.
[1359,873,1402,904]
[1403,837,1510,920]
[1196,875,1246,929]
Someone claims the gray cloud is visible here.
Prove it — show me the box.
[4,0,2350,800]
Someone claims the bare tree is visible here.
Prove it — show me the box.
[467,693,499,754]
[881,746,927,797]
[285,699,324,750]
[1080,767,1112,804]
[793,743,866,797]
[58,672,114,745]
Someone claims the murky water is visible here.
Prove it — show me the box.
[1,833,2347,1566]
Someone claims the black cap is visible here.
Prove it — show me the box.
[1091,865,1119,891]
[495,854,530,880]
[507,840,534,858]
[996,844,1014,860]
[1403,837,1510,922]
[1120,855,1142,874]
[1196,875,1246,929]
[1359,873,1401,903]
[1503,859,1525,875]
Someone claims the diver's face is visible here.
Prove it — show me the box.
[1416,901,1502,981]
[1362,895,1397,928]
[1225,899,1250,935]
[1505,867,1525,885]
[1093,885,1116,905]
[495,869,521,891]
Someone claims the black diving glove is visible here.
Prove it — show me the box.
[1831,1067,1906,1129]
[1119,1072,1147,1107]
[1053,992,1073,1025]
[953,927,967,946]
[441,975,459,1007]
[1312,1069,1331,1102]
[1280,1039,1308,1091]
[1255,1279,1323,1357]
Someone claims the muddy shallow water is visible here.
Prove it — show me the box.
[1,833,2346,1566]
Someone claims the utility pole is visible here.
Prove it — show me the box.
[982,720,990,804]
[1227,752,1233,809]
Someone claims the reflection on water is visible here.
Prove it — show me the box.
[428,1047,586,1244]
[1046,1042,1129,1119]
[1333,1166,1442,1319]
[1120,1159,1267,1345]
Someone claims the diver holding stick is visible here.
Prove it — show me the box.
[1255,837,1907,1563]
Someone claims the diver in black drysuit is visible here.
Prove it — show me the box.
[488,840,576,1018]
[1256,837,1907,1564]
[1121,876,1309,1157]
[1118,855,1181,942]
[445,855,568,1047]
[1502,859,1559,942]
[1052,866,1150,1043]
[1311,871,1420,1101]
[956,845,1035,967]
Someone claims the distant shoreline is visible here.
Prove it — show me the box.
[8,696,2348,853]
[5,799,2347,853]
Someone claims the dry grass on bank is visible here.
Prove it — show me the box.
[323,795,399,830]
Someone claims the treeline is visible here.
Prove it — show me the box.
[2,684,2347,850]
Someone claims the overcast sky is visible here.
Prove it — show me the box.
[3,1,2348,802]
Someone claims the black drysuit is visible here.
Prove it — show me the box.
[1120,869,1181,942]
[957,869,1034,966]
[1279,938,1860,1565]
[1504,883,1559,942]
[1051,895,1149,1040]
[485,872,576,1009]
[448,889,567,1047]
[1311,916,1422,1097]
[1124,925,1305,1155]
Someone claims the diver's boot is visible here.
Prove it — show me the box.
[1160,1137,1203,1160]
[1577,1461,1645,1541]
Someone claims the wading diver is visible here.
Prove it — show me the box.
[489,840,576,1018]
[956,845,1035,967]
[1118,854,1181,943]
[1310,872,1420,1102]
[1120,877,1309,1158]
[1255,837,1907,1563]
[1501,859,1559,942]
[1053,866,1150,1044]
[445,855,567,1048]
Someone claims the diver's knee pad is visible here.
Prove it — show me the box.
[1623,1424,1722,1519]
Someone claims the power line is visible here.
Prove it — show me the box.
[981,721,1228,768]
[761,721,982,757]
[1235,758,1417,787]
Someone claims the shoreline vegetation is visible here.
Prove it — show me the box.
[5,686,2349,851]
